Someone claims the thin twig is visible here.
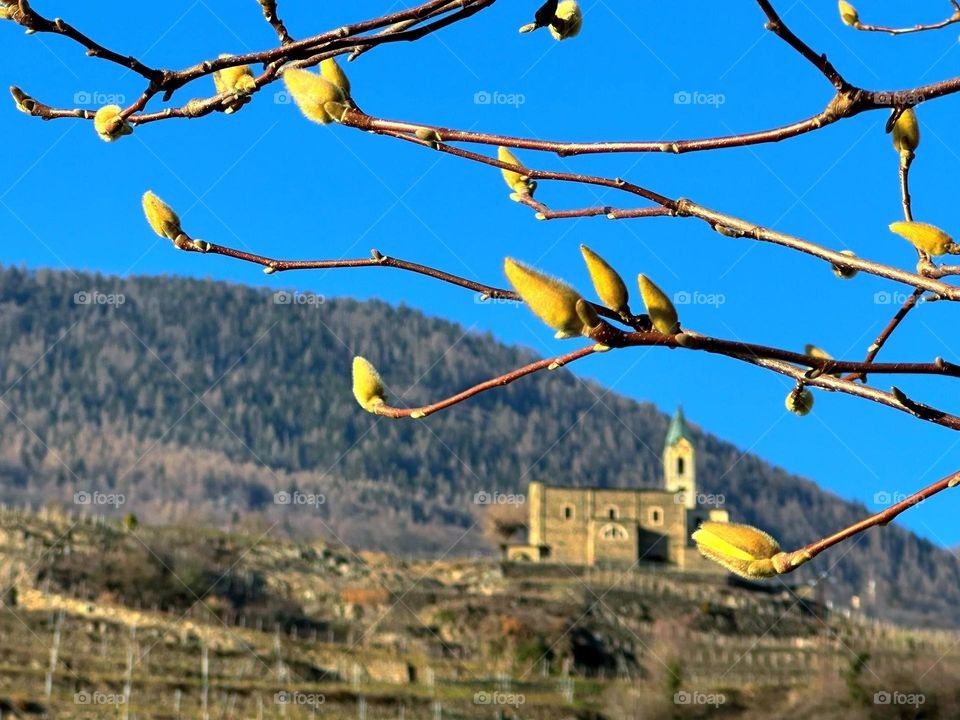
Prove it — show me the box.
[776,470,960,573]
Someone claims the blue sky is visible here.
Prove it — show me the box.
[1,1,960,546]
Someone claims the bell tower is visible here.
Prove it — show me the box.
[663,406,696,510]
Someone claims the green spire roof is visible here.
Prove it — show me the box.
[665,405,693,447]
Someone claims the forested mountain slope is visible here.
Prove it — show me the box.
[0,265,956,627]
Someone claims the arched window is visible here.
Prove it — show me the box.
[562,504,574,520]
[648,507,664,526]
[604,505,619,520]
[676,457,685,476]
[600,523,627,541]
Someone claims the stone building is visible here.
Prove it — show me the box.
[504,407,729,569]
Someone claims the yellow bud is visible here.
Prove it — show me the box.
[504,258,585,338]
[142,191,183,241]
[93,105,132,142]
[320,57,351,98]
[838,0,859,27]
[580,244,629,314]
[415,127,441,143]
[352,356,386,410]
[889,221,956,257]
[575,298,600,330]
[0,0,21,20]
[785,387,814,416]
[637,274,680,335]
[804,344,840,379]
[10,86,34,114]
[892,108,920,154]
[550,0,583,40]
[498,146,534,196]
[214,55,257,95]
[692,521,783,579]
[283,68,345,125]
[831,249,858,280]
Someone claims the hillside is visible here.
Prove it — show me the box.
[1,507,958,719]
[0,265,957,628]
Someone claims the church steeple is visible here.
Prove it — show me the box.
[665,405,693,448]
[663,406,696,510]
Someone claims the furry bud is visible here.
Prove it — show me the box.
[93,105,132,142]
[213,55,257,95]
[142,191,183,242]
[283,68,346,125]
[692,521,784,579]
[804,344,840,378]
[352,356,386,411]
[831,250,858,280]
[10,86,34,114]
[550,0,583,40]
[581,244,629,314]
[838,1,859,27]
[498,147,534,196]
[637,274,680,335]
[785,387,815,416]
[320,57,351,98]
[892,108,920,154]
[889,221,957,257]
[504,258,585,338]
[575,298,600,330]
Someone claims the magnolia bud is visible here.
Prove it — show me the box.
[320,57,351,98]
[889,221,957,257]
[283,68,345,125]
[892,108,920,154]
[213,55,257,95]
[93,105,132,142]
[804,344,840,378]
[550,0,583,41]
[785,387,814,416]
[142,191,183,241]
[838,0,859,27]
[692,521,784,579]
[10,86,34,114]
[637,274,680,335]
[575,298,600,330]
[498,146,534,196]
[580,244,629,314]
[831,249,858,279]
[504,258,585,338]
[352,356,386,411]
